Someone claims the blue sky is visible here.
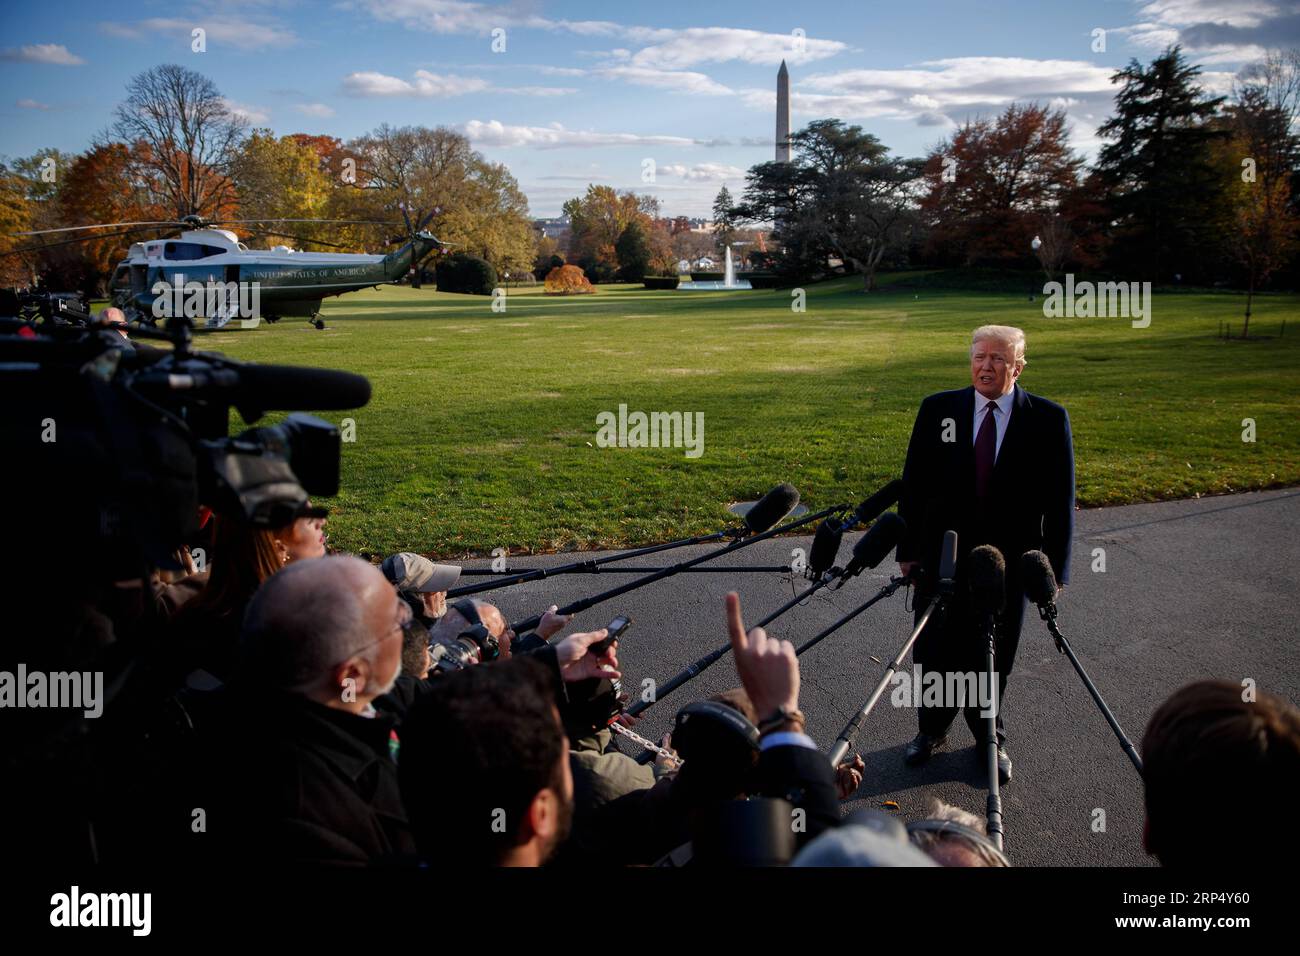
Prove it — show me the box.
[2,0,1292,216]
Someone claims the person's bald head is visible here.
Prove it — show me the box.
[242,554,405,706]
[97,307,129,339]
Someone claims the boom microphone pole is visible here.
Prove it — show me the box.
[625,513,907,719]
[451,483,804,598]
[456,565,796,576]
[1021,550,1143,773]
[510,492,852,634]
[827,530,958,767]
[968,544,1007,853]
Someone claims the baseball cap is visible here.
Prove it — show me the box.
[381,552,461,593]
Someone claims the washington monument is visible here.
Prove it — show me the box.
[776,60,791,162]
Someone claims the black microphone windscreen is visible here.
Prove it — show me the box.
[809,520,843,576]
[237,363,373,411]
[853,478,906,525]
[1020,550,1058,606]
[938,530,958,582]
[851,512,906,570]
[744,483,799,533]
[968,545,1006,615]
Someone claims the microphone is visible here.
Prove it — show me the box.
[937,530,958,594]
[743,483,799,534]
[808,519,843,578]
[967,545,1006,624]
[851,478,905,525]
[1020,550,1058,613]
[133,361,372,411]
[834,512,906,588]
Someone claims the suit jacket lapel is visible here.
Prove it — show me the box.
[957,386,976,491]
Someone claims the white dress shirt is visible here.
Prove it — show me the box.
[973,388,1015,461]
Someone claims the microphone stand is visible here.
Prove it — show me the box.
[827,585,947,767]
[1037,602,1144,773]
[508,503,847,633]
[977,610,1004,852]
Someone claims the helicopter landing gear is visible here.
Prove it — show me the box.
[311,316,325,330]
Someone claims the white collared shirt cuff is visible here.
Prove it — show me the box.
[760,731,817,751]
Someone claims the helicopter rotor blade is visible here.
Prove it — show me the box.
[12,220,186,237]
[208,218,399,226]
[1,226,155,257]
[242,230,355,250]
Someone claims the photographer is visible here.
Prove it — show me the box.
[381,551,460,627]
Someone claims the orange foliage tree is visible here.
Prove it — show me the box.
[544,264,595,294]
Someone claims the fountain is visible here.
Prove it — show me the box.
[678,245,752,290]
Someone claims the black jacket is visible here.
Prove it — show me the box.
[193,689,416,866]
[897,384,1075,586]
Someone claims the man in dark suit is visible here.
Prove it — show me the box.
[896,325,1074,783]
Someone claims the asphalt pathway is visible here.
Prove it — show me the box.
[451,488,1300,867]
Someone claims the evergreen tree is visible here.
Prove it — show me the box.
[1095,46,1226,281]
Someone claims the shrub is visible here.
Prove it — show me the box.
[690,271,724,282]
[435,254,498,295]
[643,275,679,290]
[544,264,595,295]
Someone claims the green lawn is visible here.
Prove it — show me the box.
[187,275,1300,559]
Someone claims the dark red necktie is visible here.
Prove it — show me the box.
[974,401,998,501]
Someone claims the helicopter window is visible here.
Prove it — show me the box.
[164,242,225,261]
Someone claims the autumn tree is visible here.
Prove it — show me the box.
[229,131,333,249]
[562,185,655,274]
[922,103,1082,267]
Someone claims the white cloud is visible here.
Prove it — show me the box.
[1117,0,1299,65]
[294,103,336,118]
[595,65,732,95]
[627,27,846,70]
[342,70,491,97]
[222,99,270,125]
[98,17,298,50]
[350,2,845,69]
[0,43,85,66]
[16,98,53,110]
[460,120,698,149]
[657,162,746,181]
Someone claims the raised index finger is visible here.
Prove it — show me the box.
[725,592,749,653]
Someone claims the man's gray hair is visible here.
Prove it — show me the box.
[970,325,1027,369]
[242,555,373,697]
[910,798,1009,868]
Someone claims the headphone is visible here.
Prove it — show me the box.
[451,599,501,662]
[673,701,761,757]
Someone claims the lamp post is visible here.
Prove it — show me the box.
[1030,235,1042,302]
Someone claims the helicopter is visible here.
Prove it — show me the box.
[7,211,451,330]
